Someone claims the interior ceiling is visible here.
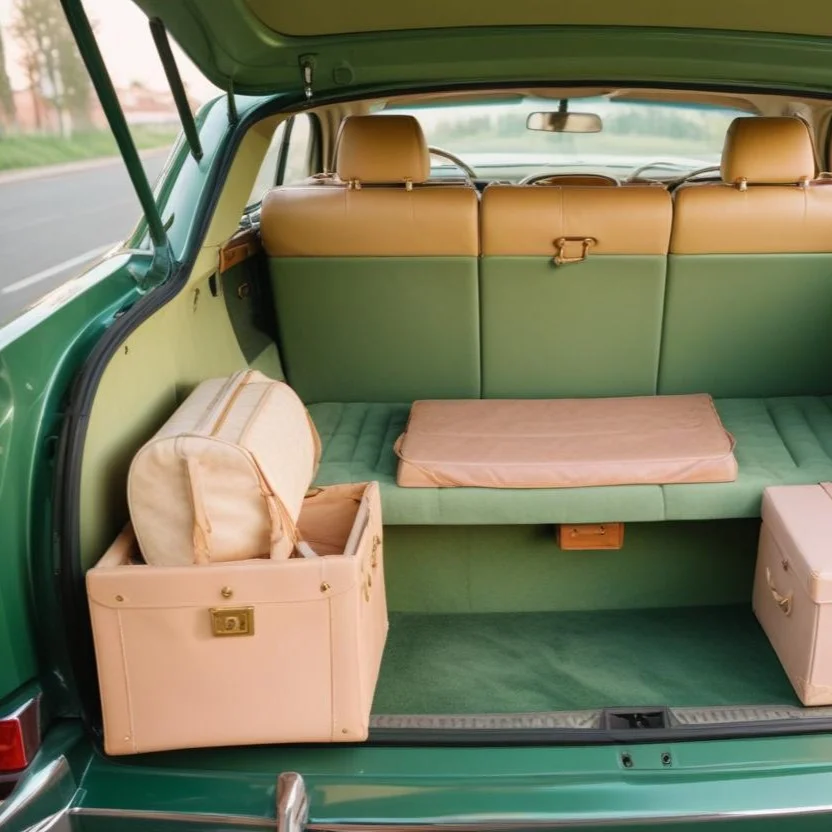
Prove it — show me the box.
[382,87,768,113]
[375,88,824,118]
[244,0,832,39]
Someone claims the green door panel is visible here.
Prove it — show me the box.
[659,254,832,398]
[221,258,285,380]
[481,255,666,398]
[0,362,31,697]
[0,254,144,707]
[269,257,481,402]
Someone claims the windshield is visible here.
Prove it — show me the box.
[384,96,750,181]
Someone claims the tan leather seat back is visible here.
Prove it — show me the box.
[260,115,481,402]
[661,116,832,398]
[670,116,823,254]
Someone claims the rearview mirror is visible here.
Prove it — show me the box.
[527,111,602,133]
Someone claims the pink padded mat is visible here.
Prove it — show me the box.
[395,395,737,488]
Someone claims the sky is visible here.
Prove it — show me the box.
[0,0,220,102]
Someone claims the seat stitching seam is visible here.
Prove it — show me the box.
[800,398,832,465]
[762,397,799,468]
[375,406,402,473]
[352,402,372,466]
[326,401,348,463]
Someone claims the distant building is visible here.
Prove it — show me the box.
[2,82,182,134]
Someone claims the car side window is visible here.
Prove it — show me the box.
[281,114,313,185]
[245,114,315,209]
[247,121,288,207]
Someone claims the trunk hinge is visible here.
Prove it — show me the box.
[299,55,316,100]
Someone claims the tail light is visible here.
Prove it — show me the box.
[0,697,41,773]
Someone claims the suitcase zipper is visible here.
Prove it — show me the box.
[210,369,254,437]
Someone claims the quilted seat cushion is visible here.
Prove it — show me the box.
[308,397,832,525]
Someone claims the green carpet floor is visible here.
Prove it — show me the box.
[372,606,799,714]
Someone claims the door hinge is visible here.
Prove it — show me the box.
[299,55,316,100]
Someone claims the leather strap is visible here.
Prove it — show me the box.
[252,457,318,559]
[185,456,212,565]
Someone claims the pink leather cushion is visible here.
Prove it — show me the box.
[395,395,737,488]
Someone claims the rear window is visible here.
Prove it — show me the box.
[384,96,752,180]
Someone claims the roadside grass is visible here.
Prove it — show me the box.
[0,124,179,171]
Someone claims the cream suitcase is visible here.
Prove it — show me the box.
[87,481,387,755]
[128,369,320,565]
[753,483,832,705]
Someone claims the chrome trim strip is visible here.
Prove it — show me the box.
[67,808,270,828]
[0,757,73,829]
[64,801,832,830]
[23,810,73,832]
[371,711,601,731]
[278,773,309,832]
[306,804,832,830]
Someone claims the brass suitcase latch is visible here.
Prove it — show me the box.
[210,606,255,636]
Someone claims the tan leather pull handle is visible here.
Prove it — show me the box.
[252,458,318,559]
[766,567,793,616]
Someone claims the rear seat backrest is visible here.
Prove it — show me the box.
[480,185,672,397]
[660,116,832,397]
[261,115,480,402]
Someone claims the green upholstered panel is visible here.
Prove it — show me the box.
[309,397,832,524]
[480,256,666,398]
[663,396,832,518]
[659,254,832,398]
[310,401,664,524]
[269,257,480,403]
[381,521,759,613]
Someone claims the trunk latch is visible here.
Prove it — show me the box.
[603,707,669,730]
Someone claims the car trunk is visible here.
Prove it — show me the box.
[370,522,793,722]
[72,231,832,742]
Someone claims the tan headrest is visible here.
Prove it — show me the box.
[335,115,430,186]
[721,117,815,186]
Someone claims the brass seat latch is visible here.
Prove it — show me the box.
[553,236,597,266]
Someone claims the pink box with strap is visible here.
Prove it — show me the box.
[754,483,832,706]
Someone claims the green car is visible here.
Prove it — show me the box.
[8,0,832,828]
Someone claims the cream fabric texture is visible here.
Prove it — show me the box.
[395,395,737,488]
[128,370,320,565]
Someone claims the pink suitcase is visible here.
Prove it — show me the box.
[394,395,737,488]
[753,484,832,705]
[87,481,387,754]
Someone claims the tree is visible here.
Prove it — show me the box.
[11,0,93,135]
[0,27,16,130]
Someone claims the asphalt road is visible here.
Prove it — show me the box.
[0,151,168,326]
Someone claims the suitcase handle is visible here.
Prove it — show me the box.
[765,567,793,616]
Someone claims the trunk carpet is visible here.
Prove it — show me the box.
[372,606,799,714]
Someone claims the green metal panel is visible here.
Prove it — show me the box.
[0,256,144,705]
[269,257,481,402]
[481,255,666,398]
[38,731,832,830]
[659,254,832,398]
[127,3,832,98]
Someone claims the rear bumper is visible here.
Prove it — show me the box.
[6,730,832,832]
